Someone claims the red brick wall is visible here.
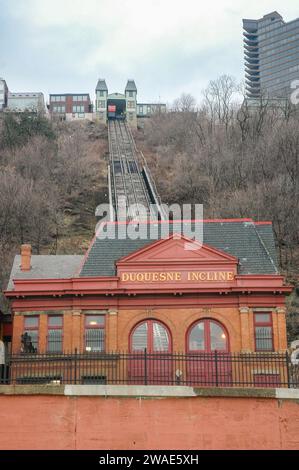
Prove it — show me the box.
[49,95,91,114]
[0,394,298,449]
[11,306,287,354]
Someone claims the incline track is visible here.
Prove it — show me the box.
[108,120,155,221]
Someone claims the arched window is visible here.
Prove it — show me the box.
[188,319,229,352]
[131,320,171,353]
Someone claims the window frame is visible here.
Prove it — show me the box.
[84,314,105,352]
[47,315,63,353]
[72,105,85,113]
[187,319,230,353]
[254,312,274,352]
[52,105,65,113]
[130,319,172,353]
[23,316,39,352]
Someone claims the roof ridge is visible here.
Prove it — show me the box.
[99,218,255,228]
[252,223,279,274]
[77,234,97,276]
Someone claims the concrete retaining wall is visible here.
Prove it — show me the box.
[0,386,298,450]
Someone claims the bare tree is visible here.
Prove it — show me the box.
[202,74,238,132]
[173,93,197,113]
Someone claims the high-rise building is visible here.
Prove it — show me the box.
[243,11,299,100]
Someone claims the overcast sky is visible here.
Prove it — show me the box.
[0,0,298,104]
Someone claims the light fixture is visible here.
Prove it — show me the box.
[221,333,226,339]
[89,321,97,325]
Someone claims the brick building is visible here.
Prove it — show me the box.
[4,219,292,386]
[49,93,93,121]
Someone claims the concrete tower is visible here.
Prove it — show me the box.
[96,79,108,123]
[125,80,137,128]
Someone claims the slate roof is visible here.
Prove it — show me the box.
[6,221,279,290]
[125,80,137,92]
[96,79,108,91]
[80,221,279,277]
[255,223,278,267]
[7,255,83,290]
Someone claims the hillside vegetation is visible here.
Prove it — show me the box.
[0,78,298,341]
[0,113,108,311]
[134,78,299,341]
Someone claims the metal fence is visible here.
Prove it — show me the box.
[0,350,298,388]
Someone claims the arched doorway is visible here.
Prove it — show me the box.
[187,319,231,386]
[129,320,172,384]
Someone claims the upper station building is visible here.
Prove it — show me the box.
[243,11,299,101]
[95,79,166,127]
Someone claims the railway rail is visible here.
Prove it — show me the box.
[108,120,163,221]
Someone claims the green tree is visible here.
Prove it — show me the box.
[0,112,55,149]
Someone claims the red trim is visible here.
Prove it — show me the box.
[5,286,292,299]
[4,273,291,299]
[254,312,274,352]
[186,318,230,353]
[254,222,273,225]
[8,292,288,313]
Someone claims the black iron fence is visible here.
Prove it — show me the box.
[0,350,298,388]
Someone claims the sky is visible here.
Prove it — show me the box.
[0,0,298,105]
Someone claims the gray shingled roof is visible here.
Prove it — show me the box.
[125,80,137,92]
[80,221,279,277]
[7,255,83,290]
[96,79,108,91]
[7,222,279,290]
[255,224,278,268]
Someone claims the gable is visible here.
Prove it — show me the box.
[117,235,238,267]
[116,235,238,288]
